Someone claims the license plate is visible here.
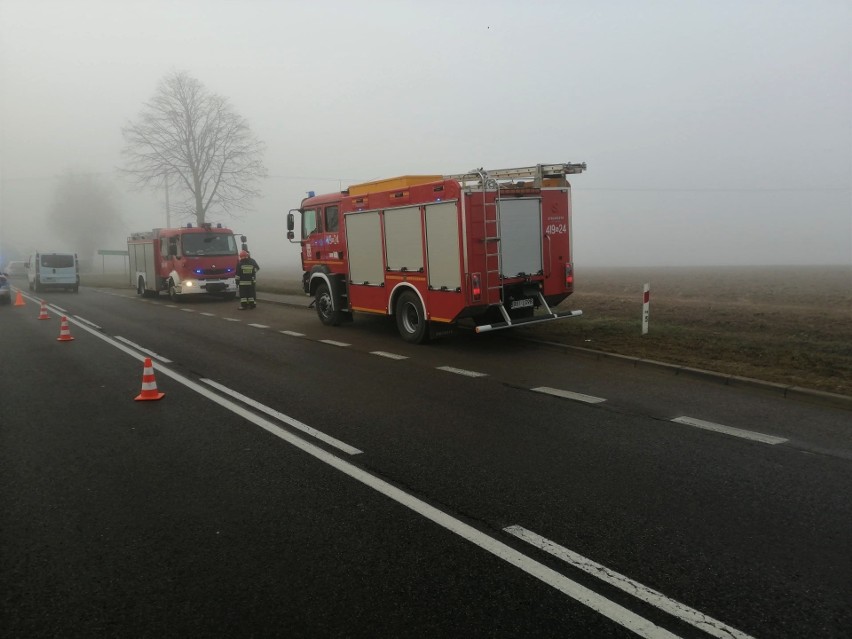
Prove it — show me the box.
[510,298,534,310]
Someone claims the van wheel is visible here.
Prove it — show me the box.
[396,290,429,344]
[169,280,181,302]
[315,282,342,326]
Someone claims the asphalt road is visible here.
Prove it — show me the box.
[1,283,850,638]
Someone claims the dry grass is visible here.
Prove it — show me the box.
[520,266,852,396]
[82,266,852,396]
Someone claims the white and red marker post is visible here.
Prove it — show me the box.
[641,283,650,335]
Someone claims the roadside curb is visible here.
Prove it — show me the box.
[517,338,852,411]
[258,293,852,411]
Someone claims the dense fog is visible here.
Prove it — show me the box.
[1,1,850,271]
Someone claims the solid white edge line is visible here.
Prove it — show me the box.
[57,315,677,638]
[201,379,362,456]
[437,366,488,378]
[672,417,788,445]
[505,525,755,639]
[532,387,607,404]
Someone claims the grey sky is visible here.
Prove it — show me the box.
[1,0,850,269]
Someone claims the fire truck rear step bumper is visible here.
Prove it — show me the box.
[475,309,583,334]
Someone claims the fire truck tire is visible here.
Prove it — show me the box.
[396,291,429,344]
[168,279,181,302]
[315,282,342,326]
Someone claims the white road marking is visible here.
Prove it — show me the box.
[72,315,101,330]
[201,379,362,455]
[437,366,487,378]
[64,317,684,638]
[180,308,195,312]
[165,305,179,308]
[114,336,173,363]
[320,339,350,347]
[248,323,269,329]
[200,312,215,316]
[51,304,67,313]
[505,525,755,639]
[223,317,241,322]
[280,330,305,337]
[672,416,788,445]
[532,387,607,404]
[371,351,409,360]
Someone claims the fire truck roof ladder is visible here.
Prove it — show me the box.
[445,163,586,187]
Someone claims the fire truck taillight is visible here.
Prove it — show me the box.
[472,273,482,301]
[565,263,574,289]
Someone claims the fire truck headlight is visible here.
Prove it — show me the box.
[185,280,195,288]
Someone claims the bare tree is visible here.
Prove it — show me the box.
[121,71,267,226]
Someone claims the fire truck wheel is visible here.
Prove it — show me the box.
[168,280,181,302]
[315,282,342,326]
[396,290,429,344]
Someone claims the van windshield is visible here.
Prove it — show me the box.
[41,254,74,268]
[181,233,237,256]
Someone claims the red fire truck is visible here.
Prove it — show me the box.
[128,223,245,301]
[287,163,586,343]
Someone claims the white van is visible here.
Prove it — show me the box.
[28,252,80,293]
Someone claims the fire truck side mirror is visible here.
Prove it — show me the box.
[286,211,297,242]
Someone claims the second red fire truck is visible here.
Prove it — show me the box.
[287,163,586,343]
[128,223,246,301]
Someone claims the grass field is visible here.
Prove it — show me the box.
[81,265,852,397]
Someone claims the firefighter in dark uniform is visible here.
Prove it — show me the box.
[236,250,260,309]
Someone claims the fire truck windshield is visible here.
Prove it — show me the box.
[181,233,237,256]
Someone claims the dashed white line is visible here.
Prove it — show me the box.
[371,351,409,360]
[72,315,101,330]
[248,323,269,329]
[437,366,487,378]
[114,336,173,363]
[223,317,241,322]
[180,308,195,313]
[672,416,788,445]
[280,330,305,337]
[200,312,216,316]
[532,387,607,404]
[320,339,350,347]
[505,525,755,639]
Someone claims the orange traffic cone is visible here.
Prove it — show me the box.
[14,289,25,306]
[56,316,75,341]
[134,357,165,401]
[37,300,51,320]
